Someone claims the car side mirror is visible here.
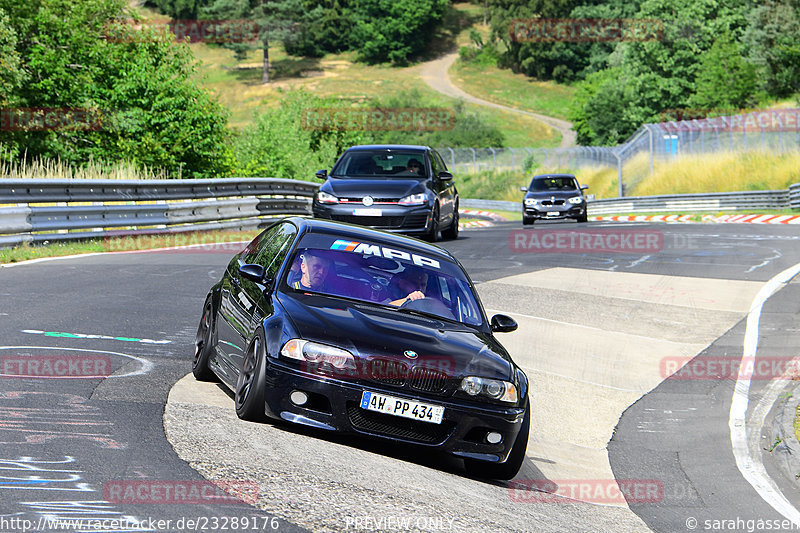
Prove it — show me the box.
[580,184,588,190]
[437,171,453,182]
[315,169,328,180]
[490,314,518,333]
[520,186,528,192]
[239,263,272,288]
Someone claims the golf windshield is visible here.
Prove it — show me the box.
[332,151,427,178]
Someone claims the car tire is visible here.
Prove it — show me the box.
[235,328,268,422]
[522,216,535,226]
[193,297,218,382]
[464,406,530,480]
[441,204,459,240]
[576,212,588,223]
[424,205,440,242]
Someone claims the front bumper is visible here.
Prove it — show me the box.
[312,202,432,235]
[262,358,527,463]
[523,203,585,220]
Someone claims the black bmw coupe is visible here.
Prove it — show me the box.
[193,217,530,479]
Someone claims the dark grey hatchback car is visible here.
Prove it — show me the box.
[312,145,459,241]
[521,173,589,225]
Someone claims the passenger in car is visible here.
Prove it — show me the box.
[406,158,424,176]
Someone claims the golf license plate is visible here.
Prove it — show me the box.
[360,391,444,424]
[353,209,382,216]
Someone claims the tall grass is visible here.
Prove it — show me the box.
[0,152,169,180]
[458,150,800,201]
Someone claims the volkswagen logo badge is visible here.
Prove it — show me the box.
[362,196,374,207]
[403,350,418,359]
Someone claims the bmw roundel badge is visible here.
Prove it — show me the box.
[403,350,418,359]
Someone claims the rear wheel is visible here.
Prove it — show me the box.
[424,205,440,242]
[193,298,218,381]
[441,204,459,240]
[235,329,268,422]
[465,407,530,480]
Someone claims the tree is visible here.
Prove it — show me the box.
[742,1,800,97]
[0,0,233,177]
[0,8,24,108]
[690,36,757,110]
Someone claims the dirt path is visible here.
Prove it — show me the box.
[419,53,577,148]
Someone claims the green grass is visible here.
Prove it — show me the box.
[0,231,257,264]
[0,153,169,180]
[450,60,576,121]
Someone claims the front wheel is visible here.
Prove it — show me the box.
[193,298,218,381]
[423,205,440,242]
[235,329,268,422]
[441,204,459,240]
[576,212,588,223]
[522,216,535,226]
[465,407,530,480]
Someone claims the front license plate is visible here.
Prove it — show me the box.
[353,208,382,216]
[547,211,559,216]
[360,391,444,424]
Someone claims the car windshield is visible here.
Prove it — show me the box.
[530,177,578,192]
[283,233,485,326]
[332,150,427,178]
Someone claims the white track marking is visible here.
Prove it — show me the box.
[729,261,800,525]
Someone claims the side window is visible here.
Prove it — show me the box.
[242,224,282,264]
[433,150,448,172]
[253,224,297,277]
[428,151,439,177]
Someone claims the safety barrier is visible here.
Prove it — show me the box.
[0,178,316,247]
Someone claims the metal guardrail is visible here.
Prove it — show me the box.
[0,178,317,247]
[791,183,800,210]
[464,184,800,216]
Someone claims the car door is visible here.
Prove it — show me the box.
[216,224,283,381]
[225,223,298,378]
[430,149,455,225]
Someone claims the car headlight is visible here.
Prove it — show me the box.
[524,198,538,206]
[317,191,339,204]
[568,196,583,205]
[281,339,355,370]
[459,376,518,403]
[398,193,427,206]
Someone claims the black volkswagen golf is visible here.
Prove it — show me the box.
[193,217,530,480]
[521,173,589,225]
[311,145,459,242]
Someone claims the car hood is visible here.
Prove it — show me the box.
[277,293,514,381]
[525,190,582,200]
[322,178,426,200]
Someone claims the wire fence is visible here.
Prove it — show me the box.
[438,108,800,197]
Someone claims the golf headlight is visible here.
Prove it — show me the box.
[281,339,354,370]
[399,193,427,206]
[317,191,339,204]
[568,196,583,204]
[460,376,518,403]
[524,198,538,206]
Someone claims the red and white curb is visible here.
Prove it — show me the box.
[590,214,800,224]
[458,209,507,229]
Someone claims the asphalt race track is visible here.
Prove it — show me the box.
[2,220,800,532]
